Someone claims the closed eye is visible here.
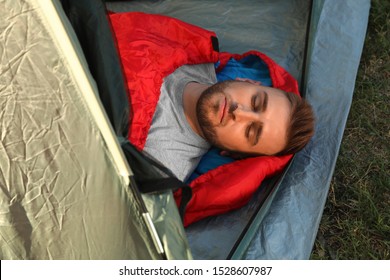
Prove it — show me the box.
[251,94,261,111]
[252,91,268,113]
[246,122,263,146]
[245,122,254,139]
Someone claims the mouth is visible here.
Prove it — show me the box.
[219,97,227,124]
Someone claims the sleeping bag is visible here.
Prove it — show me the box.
[108,12,299,226]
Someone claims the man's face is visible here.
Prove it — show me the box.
[197,81,292,155]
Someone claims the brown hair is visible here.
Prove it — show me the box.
[277,92,315,155]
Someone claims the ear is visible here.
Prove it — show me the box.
[235,77,261,85]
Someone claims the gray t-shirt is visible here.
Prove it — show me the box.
[143,64,217,182]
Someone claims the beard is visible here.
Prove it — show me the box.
[196,90,221,147]
[196,80,236,147]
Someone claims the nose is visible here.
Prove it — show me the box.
[231,104,260,122]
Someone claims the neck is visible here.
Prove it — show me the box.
[182,82,210,138]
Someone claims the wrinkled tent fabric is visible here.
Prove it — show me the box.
[0,0,173,260]
[0,0,369,259]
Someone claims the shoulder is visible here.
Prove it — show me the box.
[171,63,217,84]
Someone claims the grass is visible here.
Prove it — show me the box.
[310,0,390,260]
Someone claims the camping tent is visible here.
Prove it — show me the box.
[0,0,369,259]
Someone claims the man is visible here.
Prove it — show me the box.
[109,11,315,225]
[143,63,314,182]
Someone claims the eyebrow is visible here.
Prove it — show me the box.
[261,91,268,113]
[253,123,262,146]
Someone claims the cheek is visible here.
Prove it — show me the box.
[199,96,222,125]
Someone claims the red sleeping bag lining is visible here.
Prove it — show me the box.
[109,12,297,226]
